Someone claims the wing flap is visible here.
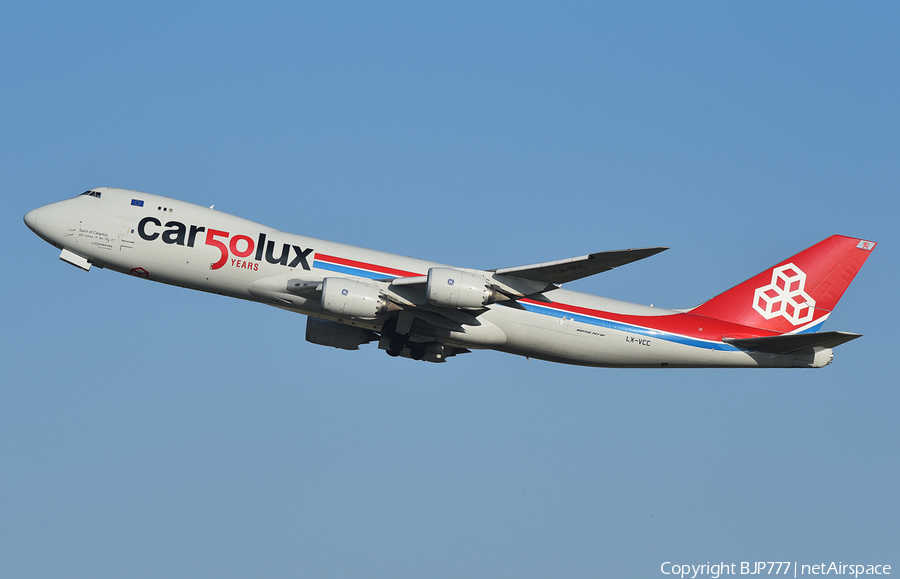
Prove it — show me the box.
[723,331,862,354]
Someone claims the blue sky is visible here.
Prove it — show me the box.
[2,2,898,577]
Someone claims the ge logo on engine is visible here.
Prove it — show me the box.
[341,289,348,296]
[447,279,455,286]
[752,263,816,325]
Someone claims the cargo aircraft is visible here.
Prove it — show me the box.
[25,188,876,367]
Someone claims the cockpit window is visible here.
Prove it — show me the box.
[79,190,102,198]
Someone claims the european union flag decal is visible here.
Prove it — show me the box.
[131,199,144,207]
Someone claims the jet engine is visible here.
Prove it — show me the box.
[426,267,499,309]
[321,277,395,319]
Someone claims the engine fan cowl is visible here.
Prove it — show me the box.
[426,267,497,309]
[321,277,394,319]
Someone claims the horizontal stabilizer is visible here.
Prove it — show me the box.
[492,247,668,285]
[723,331,861,354]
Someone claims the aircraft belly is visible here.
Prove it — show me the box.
[494,310,605,366]
[493,306,768,368]
[446,317,507,348]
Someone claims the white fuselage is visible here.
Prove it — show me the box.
[25,188,832,368]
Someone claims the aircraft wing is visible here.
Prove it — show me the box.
[723,331,862,354]
[491,246,668,285]
[389,246,669,303]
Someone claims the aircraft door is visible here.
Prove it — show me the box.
[62,197,102,254]
[63,197,88,239]
[120,219,137,243]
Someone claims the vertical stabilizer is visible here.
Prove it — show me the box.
[690,235,876,334]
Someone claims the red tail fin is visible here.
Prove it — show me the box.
[690,235,876,334]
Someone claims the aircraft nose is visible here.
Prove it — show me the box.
[24,197,83,245]
[24,208,39,232]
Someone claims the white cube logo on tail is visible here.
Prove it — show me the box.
[752,263,816,325]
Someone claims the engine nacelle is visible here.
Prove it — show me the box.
[321,277,392,319]
[305,317,375,350]
[426,267,497,309]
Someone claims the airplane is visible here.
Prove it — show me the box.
[24,187,876,368]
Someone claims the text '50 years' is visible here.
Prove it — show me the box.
[137,217,313,271]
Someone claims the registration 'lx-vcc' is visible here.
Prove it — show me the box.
[25,188,876,367]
